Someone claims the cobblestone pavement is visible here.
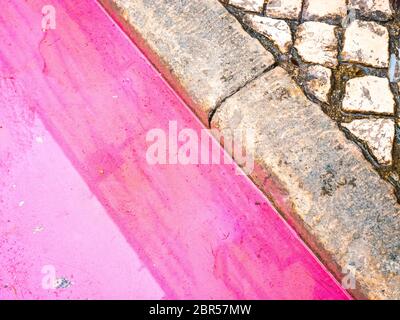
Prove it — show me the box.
[221,0,400,196]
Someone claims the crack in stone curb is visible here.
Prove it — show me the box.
[208,62,279,127]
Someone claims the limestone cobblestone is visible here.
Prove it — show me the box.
[341,20,389,68]
[243,14,292,53]
[229,0,264,13]
[294,22,338,68]
[349,0,393,20]
[302,0,348,21]
[302,65,332,103]
[342,76,395,114]
[342,118,395,165]
[265,0,303,20]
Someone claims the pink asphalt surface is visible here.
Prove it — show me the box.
[0,0,350,299]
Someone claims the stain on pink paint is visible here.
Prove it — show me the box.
[0,0,350,299]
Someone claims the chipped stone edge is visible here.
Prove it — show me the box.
[98,0,400,299]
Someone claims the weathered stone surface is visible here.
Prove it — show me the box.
[342,119,395,165]
[229,0,264,13]
[342,76,395,114]
[302,65,332,103]
[303,0,348,21]
[243,14,292,53]
[212,67,400,300]
[265,0,303,20]
[342,20,389,68]
[100,0,274,124]
[295,22,338,68]
[349,0,393,20]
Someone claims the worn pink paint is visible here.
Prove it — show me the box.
[0,0,350,299]
[0,113,164,299]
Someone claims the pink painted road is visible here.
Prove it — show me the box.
[0,0,350,299]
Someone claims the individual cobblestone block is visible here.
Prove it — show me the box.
[342,76,395,114]
[302,0,348,21]
[229,0,265,12]
[349,0,393,20]
[243,14,292,53]
[302,65,332,103]
[295,22,338,68]
[265,0,303,20]
[342,118,395,165]
[342,20,389,68]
